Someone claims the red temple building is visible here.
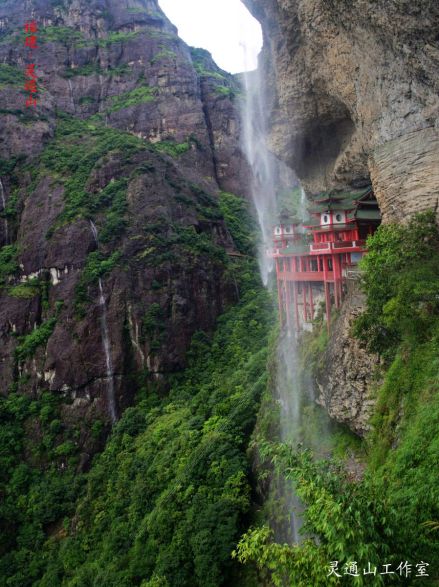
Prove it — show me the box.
[269,187,381,332]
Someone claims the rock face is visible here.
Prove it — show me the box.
[242,0,439,221]
[243,0,439,434]
[0,0,250,440]
[316,285,382,436]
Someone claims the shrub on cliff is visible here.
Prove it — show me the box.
[353,210,439,359]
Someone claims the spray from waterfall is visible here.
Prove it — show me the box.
[241,68,277,284]
[0,178,9,244]
[90,220,117,424]
[241,61,311,544]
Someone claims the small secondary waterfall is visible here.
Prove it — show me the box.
[90,220,117,424]
[0,178,9,244]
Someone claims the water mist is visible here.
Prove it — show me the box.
[241,67,277,284]
[241,64,315,545]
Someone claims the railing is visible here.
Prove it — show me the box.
[268,240,367,257]
[310,240,366,252]
[310,242,330,251]
[333,240,365,249]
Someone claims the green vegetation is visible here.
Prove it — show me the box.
[63,63,130,79]
[234,444,395,587]
[193,63,227,81]
[37,288,271,586]
[236,211,439,585]
[174,225,227,262]
[0,191,275,586]
[15,316,57,363]
[214,85,239,99]
[0,155,26,176]
[77,96,96,106]
[0,63,25,86]
[39,114,146,227]
[152,140,190,157]
[136,189,239,270]
[1,186,19,221]
[96,31,142,47]
[219,192,256,255]
[0,244,18,286]
[126,7,146,14]
[0,391,85,585]
[141,303,165,350]
[138,220,227,268]
[74,250,121,314]
[40,26,85,45]
[62,64,103,78]
[151,48,177,64]
[106,85,158,113]
[353,211,439,360]
[7,278,41,299]
[40,27,141,49]
[190,47,228,81]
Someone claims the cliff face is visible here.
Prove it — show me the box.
[242,0,439,221]
[0,0,249,441]
[315,286,381,437]
[243,0,439,434]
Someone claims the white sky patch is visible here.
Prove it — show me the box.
[158,0,262,73]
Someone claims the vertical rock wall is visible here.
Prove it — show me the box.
[0,0,251,437]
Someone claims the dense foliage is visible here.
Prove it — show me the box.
[0,190,274,586]
[353,211,439,359]
[236,212,439,586]
[37,284,272,587]
[39,113,146,228]
[0,391,86,586]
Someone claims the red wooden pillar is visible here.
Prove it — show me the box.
[294,282,300,331]
[284,280,292,331]
[309,284,314,321]
[324,281,331,333]
[337,254,343,307]
[276,261,284,327]
[323,255,331,332]
[303,281,307,321]
[333,254,341,308]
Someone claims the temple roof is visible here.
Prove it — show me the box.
[356,208,381,220]
[308,186,373,214]
[276,242,310,255]
[305,186,382,224]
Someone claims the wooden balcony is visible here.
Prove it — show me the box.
[279,270,335,282]
[309,240,366,254]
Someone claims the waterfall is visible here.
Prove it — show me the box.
[90,220,117,424]
[68,79,76,113]
[90,219,99,243]
[241,68,277,284]
[98,278,117,424]
[0,178,8,244]
[241,64,306,544]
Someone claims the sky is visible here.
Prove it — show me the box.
[158,0,262,73]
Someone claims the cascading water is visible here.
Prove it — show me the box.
[241,64,309,544]
[241,67,278,284]
[90,220,117,424]
[0,178,9,244]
